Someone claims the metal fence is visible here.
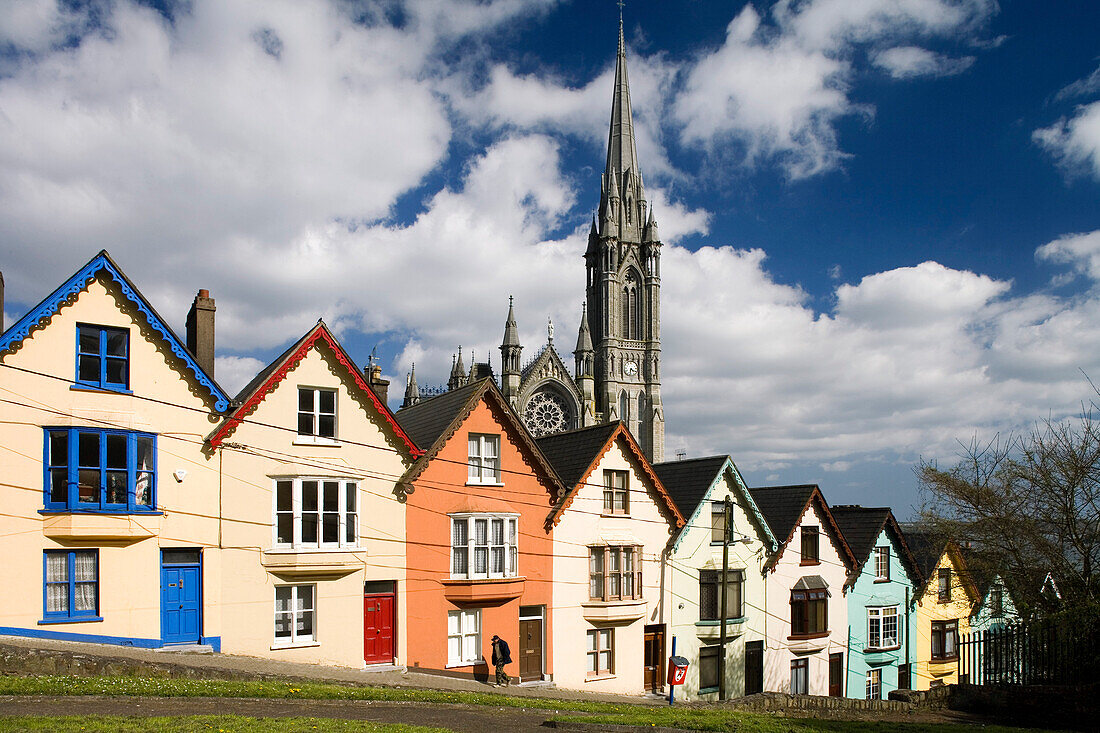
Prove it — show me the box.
[959,620,1100,686]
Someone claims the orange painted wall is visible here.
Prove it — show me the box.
[405,398,556,679]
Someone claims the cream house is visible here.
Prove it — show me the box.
[653,456,777,701]
[749,485,856,697]
[207,321,420,668]
[535,422,684,694]
[0,251,231,649]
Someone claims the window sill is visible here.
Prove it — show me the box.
[584,674,616,682]
[930,656,959,664]
[864,645,901,654]
[442,576,525,603]
[873,578,891,584]
[788,632,830,640]
[799,560,821,566]
[695,617,746,627]
[40,509,162,516]
[70,384,132,395]
[698,686,719,695]
[261,549,364,576]
[292,437,340,447]
[41,513,159,541]
[465,481,504,487]
[39,616,103,625]
[581,599,646,623]
[271,641,320,650]
[446,660,484,669]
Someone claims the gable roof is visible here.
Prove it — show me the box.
[537,421,685,531]
[653,454,778,553]
[900,524,979,601]
[0,250,231,412]
[393,377,563,499]
[207,321,420,458]
[748,484,857,571]
[831,505,923,586]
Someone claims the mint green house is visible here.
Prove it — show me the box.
[832,506,923,699]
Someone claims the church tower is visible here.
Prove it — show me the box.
[584,18,664,462]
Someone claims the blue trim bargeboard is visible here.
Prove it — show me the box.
[0,625,221,652]
[0,252,230,411]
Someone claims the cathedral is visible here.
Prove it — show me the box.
[402,21,665,463]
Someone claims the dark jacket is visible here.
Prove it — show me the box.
[491,638,512,665]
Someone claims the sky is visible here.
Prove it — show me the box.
[1,0,1099,518]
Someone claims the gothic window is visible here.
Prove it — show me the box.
[622,272,641,340]
[619,391,630,422]
[524,389,572,437]
[626,197,633,223]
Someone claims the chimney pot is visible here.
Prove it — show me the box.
[186,289,216,377]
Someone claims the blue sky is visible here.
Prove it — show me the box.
[2,0,1099,517]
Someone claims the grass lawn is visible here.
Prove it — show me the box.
[550,707,1061,733]
[0,717,445,733]
[0,675,1060,733]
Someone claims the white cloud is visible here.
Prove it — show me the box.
[872,46,975,79]
[674,0,994,178]
[0,0,65,51]
[214,356,265,396]
[1035,230,1100,281]
[1034,101,1100,180]
[1054,64,1100,102]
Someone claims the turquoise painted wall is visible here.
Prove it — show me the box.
[845,527,917,699]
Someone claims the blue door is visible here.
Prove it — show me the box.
[161,550,202,645]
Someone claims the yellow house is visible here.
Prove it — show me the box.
[207,321,420,668]
[906,531,978,689]
[0,251,231,649]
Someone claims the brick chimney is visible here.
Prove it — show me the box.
[366,363,390,405]
[186,289,216,376]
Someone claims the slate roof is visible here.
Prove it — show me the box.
[535,422,621,488]
[899,524,941,581]
[748,484,819,542]
[831,506,892,567]
[748,484,857,571]
[652,455,730,520]
[395,379,485,450]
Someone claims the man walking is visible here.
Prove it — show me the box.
[490,634,512,687]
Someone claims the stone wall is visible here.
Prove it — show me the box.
[725,692,914,718]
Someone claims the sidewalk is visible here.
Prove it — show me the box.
[0,635,662,707]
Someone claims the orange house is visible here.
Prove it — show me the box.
[395,378,563,682]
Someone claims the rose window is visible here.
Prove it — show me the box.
[524,391,571,436]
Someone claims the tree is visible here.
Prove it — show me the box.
[917,410,1100,618]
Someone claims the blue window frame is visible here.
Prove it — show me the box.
[76,324,129,391]
[43,549,99,621]
[44,428,156,512]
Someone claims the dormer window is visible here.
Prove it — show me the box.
[298,387,336,442]
[467,434,501,484]
[76,324,129,391]
[800,526,820,565]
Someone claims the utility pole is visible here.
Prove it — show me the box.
[718,495,732,701]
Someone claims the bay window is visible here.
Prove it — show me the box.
[44,428,155,512]
[450,514,518,579]
[273,478,358,549]
[589,546,642,601]
[867,606,899,649]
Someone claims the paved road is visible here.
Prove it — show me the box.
[0,695,571,733]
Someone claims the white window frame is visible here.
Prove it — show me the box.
[297,387,337,444]
[586,627,614,677]
[274,584,316,647]
[272,478,358,550]
[866,668,881,700]
[467,434,501,485]
[867,605,899,650]
[874,546,890,581]
[450,513,519,579]
[447,608,481,666]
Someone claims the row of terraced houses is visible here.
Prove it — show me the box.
[0,250,1016,700]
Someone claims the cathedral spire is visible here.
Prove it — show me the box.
[500,296,522,402]
[502,295,520,348]
[600,12,645,242]
[403,363,421,408]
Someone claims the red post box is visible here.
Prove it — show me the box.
[667,655,689,686]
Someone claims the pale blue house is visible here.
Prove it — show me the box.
[832,506,923,699]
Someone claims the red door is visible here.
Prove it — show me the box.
[364,593,395,664]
